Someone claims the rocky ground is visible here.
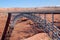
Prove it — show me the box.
[24,33,51,40]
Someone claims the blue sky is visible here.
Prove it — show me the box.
[0,0,60,8]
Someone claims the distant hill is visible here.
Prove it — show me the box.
[0,7,60,12]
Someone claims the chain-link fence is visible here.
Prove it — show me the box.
[1,12,60,40]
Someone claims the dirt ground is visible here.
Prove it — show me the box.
[0,13,60,40]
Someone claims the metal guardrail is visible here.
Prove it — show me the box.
[1,12,60,40]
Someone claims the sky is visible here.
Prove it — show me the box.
[0,0,60,8]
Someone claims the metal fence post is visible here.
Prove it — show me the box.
[1,13,11,40]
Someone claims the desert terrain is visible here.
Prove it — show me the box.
[0,7,60,40]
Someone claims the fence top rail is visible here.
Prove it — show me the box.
[0,10,60,14]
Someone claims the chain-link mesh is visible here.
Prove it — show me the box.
[3,13,60,40]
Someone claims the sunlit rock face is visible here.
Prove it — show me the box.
[10,18,44,40]
[24,33,51,40]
